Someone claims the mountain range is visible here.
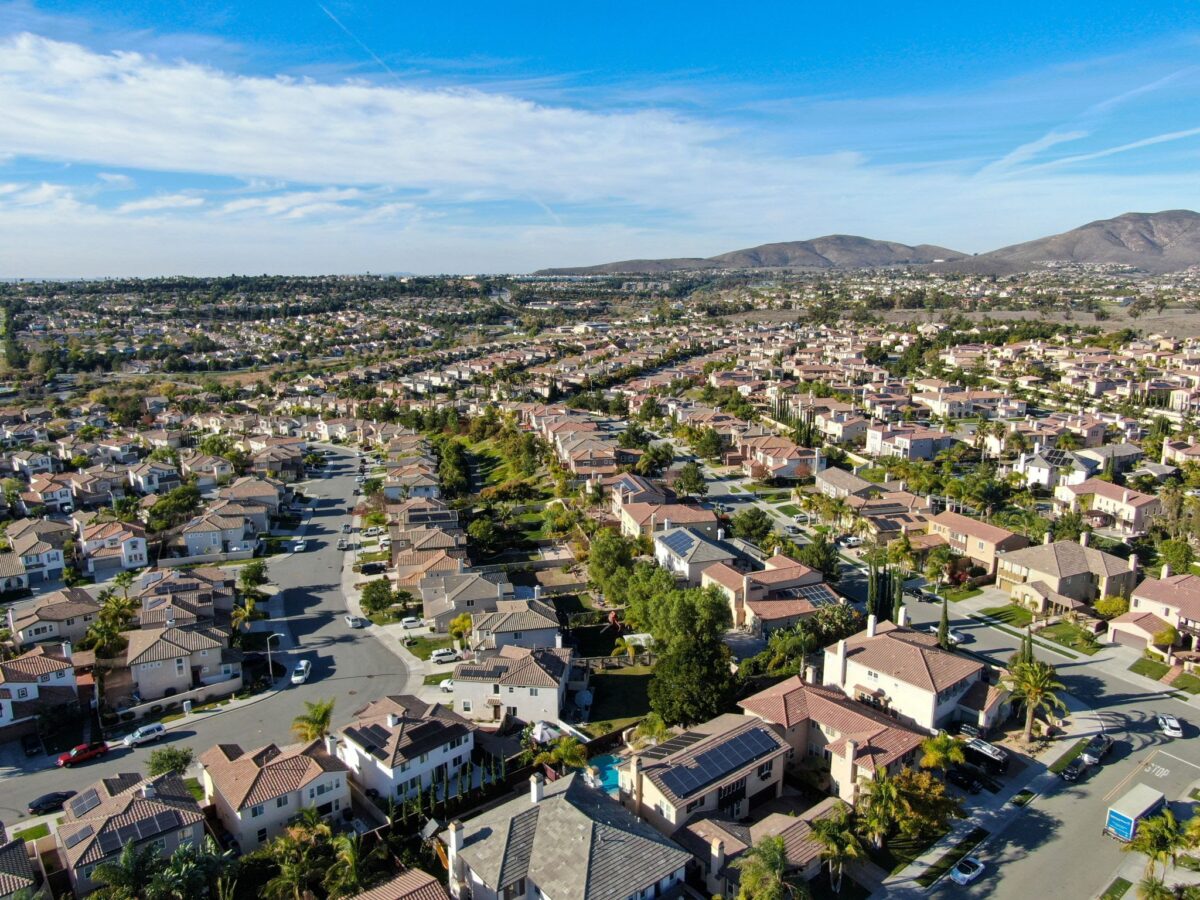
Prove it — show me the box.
[533,210,1200,276]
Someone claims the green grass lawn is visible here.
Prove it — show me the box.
[1099,877,1132,899]
[407,635,454,661]
[1010,789,1035,807]
[184,777,204,802]
[1049,738,1089,775]
[1037,622,1101,655]
[1128,657,1171,681]
[981,604,1033,627]
[1171,671,1200,694]
[581,665,652,738]
[777,503,802,517]
[917,827,989,888]
[423,672,453,686]
[867,829,948,876]
[944,586,983,603]
[357,550,390,563]
[13,823,50,842]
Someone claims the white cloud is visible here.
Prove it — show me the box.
[97,172,134,187]
[117,192,203,213]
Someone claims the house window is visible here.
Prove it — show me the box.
[276,796,289,808]
[256,828,267,844]
[175,658,185,674]
[462,700,472,712]
[513,632,522,639]
[16,688,27,699]
[529,688,539,697]
[685,798,703,813]
[251,805,264,818]
[757,760,774,780]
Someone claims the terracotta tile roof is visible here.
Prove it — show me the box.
[0,644,73,684]
[454,646,572,688]
[1133,573,1200,621]
[838,622,983,693]
[199,739,349,811]
[931,510,1023,546]
[341,694,474,770]
[345,870,449,900]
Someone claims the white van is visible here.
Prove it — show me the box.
[122,723,165,747]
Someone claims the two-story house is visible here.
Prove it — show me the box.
[451,645,576,725]
[0,643,78,742]
[927,511,1028,576]
[654,527,738,586]
[1054,478,1161,536]
[7,587,100,647]
[419,570,515,633]
[996,534,1138,614]
[469,599,560,652]
[1109,566,1200,652]
[79,521,149,576]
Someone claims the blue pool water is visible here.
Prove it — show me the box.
[589,753,622,795]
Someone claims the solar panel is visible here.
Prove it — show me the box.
[96,831,123,856]
[116,824,140,846]
[659,728,779,799]
[63,825,94,849]
[643,730,705,760]
[152,811,181,835]
[660,530,696,556]
[70,788,100,818]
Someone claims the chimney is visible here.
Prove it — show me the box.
[897,606,908,628]
[866,614,878,638]
[497,581,505,599]
[845,738,859,793]
[663,518,672,532]
[710,838,726,875]
[530,773,544,804]
[834,639,848,687]
[61,640,72,661]
[1043,531,1052,545]
[803,663,816,684]
[386,713,402,728]
[1079,531,1090,548]
[1162,563,1172,579]
[533,585,542,600]
[554,632,564,649]
[1122,490,1130,504]
[717,528,725,541]
[457,557,465,574]
[447,819,464,864]
[324,734,339,757]
[1129,553,1139,574]
[630,754,643,811]
[141,782,156,799]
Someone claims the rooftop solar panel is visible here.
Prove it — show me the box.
[69,788,100,818]
[63,825,94,849]
[660,530,696,556]
[96,831,123,856]
[658,728,779,799]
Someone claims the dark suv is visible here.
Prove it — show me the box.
[1081,733,1113,766]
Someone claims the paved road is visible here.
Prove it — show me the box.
[0,446,415,825]
[899,598,1200,899]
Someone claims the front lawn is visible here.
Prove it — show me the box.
[423,672,453,686]
[406,635,454,661]
[1010,789,1035,807]
[1129,656,1171,680]
[981,604,1033,628]
[777,503,802,517]
[916,827,988,888]
[1171,671,1200,694]
[1099,877,1132,899]
[12,823,50,842]
[867,829,948,876]
[184,777,204,802]
[581,664,652,738]
[944,586,983,603]
[1049,738,1088,775]
[1036,622,1101,655]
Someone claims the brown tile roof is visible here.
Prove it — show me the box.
[1133,573,1200,621]
[454,646,572,688]
[199,739,349,811]
[838,622,983,693]
[341,695,474,770]
[0,644,73,684]
[930,510,1022,546]
[345,870,449,900]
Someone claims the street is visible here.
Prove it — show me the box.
[0,446,417,827]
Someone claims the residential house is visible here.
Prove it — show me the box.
[114,626,241,704]
[1054,478,1162,536]
[8,530,64,583]
[200,737,351,852]
[469,599,560,651]
[7,587,100,648]
[0,643,77,742]
[865,425,955,461]
[178,513,256,557]
[654,527,738,586]
[79,521,149,576]
[619,502,720,541]
[0,822,38,899]
[927,511,1028,576]
[419,570,515,633]
[127,461,181,496]
[701,555,840,635]
[451,645,576,725]
[443,773,690,900]
[815,468,876,500]
[335,695,475,803]
[996,534,1138,614]
[1110,566,1200,652]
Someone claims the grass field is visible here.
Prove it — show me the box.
[184,777,204,802]
[423,672,453,686]
[944,587,983,603]
[582,665,652,738]
[13,822,50,842]
[1037,622,1101,655]
[1128,657,1171,681]
[917,827,988,888]
[777,503,802,517]
[981,604,1033,627]
[867,829,948,875]
[1049,738,1089,775]
[1171,671,1200,694]
[1099,877,1132,899]
[406,635,454,661]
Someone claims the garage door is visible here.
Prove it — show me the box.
[1111,628,1148,649]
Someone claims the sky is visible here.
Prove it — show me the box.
[1,1,1200,276]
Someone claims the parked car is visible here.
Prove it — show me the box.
[1061,757,1090,782]
[949,857,985,886]
[293,540,308,552]
[439,678,455,693]
[947,766,983,794]
[21,732,43,757]
[122,723,165,747]
[430,648,460,664]
[361,562,385,575]
[904,586,925,600]
[57,742,109,768]
[926,624,965,645]
[1157,714,1184,738]
[1081,733,1114,765]
[291,660,312,685]
[401,616,422,629]
[841,535,863,548]
[344,615,364,628]
[336,539,349,550]
[784,525,801,536]
[342,523,352,533]
[27,791,77,814]
[364,526,382,537]
[963,737,1009,775]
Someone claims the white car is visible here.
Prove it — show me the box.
[400,616,422,629]
[439,678,455,693]
[122,723,164,747]
[293,540,308,552]
[430,648,460,665]
[1157,713,1184,738]
[949,856,985,886]
[841,535,863,548]
[290,660,312,685]
[343,615,364,629]
[364,526,382,537]
[926,625,965,646]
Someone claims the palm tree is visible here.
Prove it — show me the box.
[810,806,865,893]
[857,769,901,850]
[112,569,136,601]
[919,732,965,778]
[1134,875,1174,900]
[631,712,672,749]
[91,841,163,898]
[291,697,336,741]
[323,833,382,898]
[533,736,589,774]
[732,834,798,900]
[231,595,256,633]
[611,637,639,663]
[1006,660,1068,744]
[1124,810,1186,878]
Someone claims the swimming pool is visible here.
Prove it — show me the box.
[589,753,622,795]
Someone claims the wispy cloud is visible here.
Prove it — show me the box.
[117,192,203,213]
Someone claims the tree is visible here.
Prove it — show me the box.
[323,832,384,899]
[892,767,963,840]
[291,698,335,741]
[919,732,964,777]
[937,598,950,650]
[467,516,499,550]
[359,579,395,616]
[694,427,724,461]
[630,712,672,749]
[1153,624,1179,650]
[649,632,736,726]
[588,529,634,599]
[449,613,473,644]
[732,507,773,546]
[858,770,902,850]
[796,533,841,583]
[733,834,793,900]
[810,805,865,893]
[1006,660,1068,743]
[147,745,195,777]
[239,559,269,594]
[1094,595,1130,620]
[533,736,589,774]
[231,595,256,633]
[1124,810,1186,878]
[674,461,708,498]
[1134,876,1174,900]
[91,841,164,899]
[1158,538,1194,575]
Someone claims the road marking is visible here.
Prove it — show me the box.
[1156,749,1200,771]
[1105,750,1161,801]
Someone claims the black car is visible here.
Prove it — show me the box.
[947,766,983,794]
[1061,758,1090,782]
[21,732,43,757]
[361,562,385,575]
[1081,733,1114,765]
[903,587,925,600]
[28,791,77,815]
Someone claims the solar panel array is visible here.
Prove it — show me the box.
[792,583,839,605]
[63,825,94,849]
[642,730,705,760]
[69,789,100,818]
[356,723,393,760]
[658,728,779,799]
[93,810,185,858]
[659,530,697,557]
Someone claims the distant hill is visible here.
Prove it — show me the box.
[944,210,1200,274]
[534,235,967,276]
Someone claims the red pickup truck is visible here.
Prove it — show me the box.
[57,741,109,768]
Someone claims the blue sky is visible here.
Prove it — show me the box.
[1,0,1199,275]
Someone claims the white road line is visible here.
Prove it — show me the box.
[1155,749,1200,770]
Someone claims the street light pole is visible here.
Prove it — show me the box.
[266,632,285,686]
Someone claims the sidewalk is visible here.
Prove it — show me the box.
[951,592,1200,709]
[873,692,1103,896]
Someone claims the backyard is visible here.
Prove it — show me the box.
[581,664,652,738]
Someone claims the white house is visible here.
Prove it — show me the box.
[452,645,576,725]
